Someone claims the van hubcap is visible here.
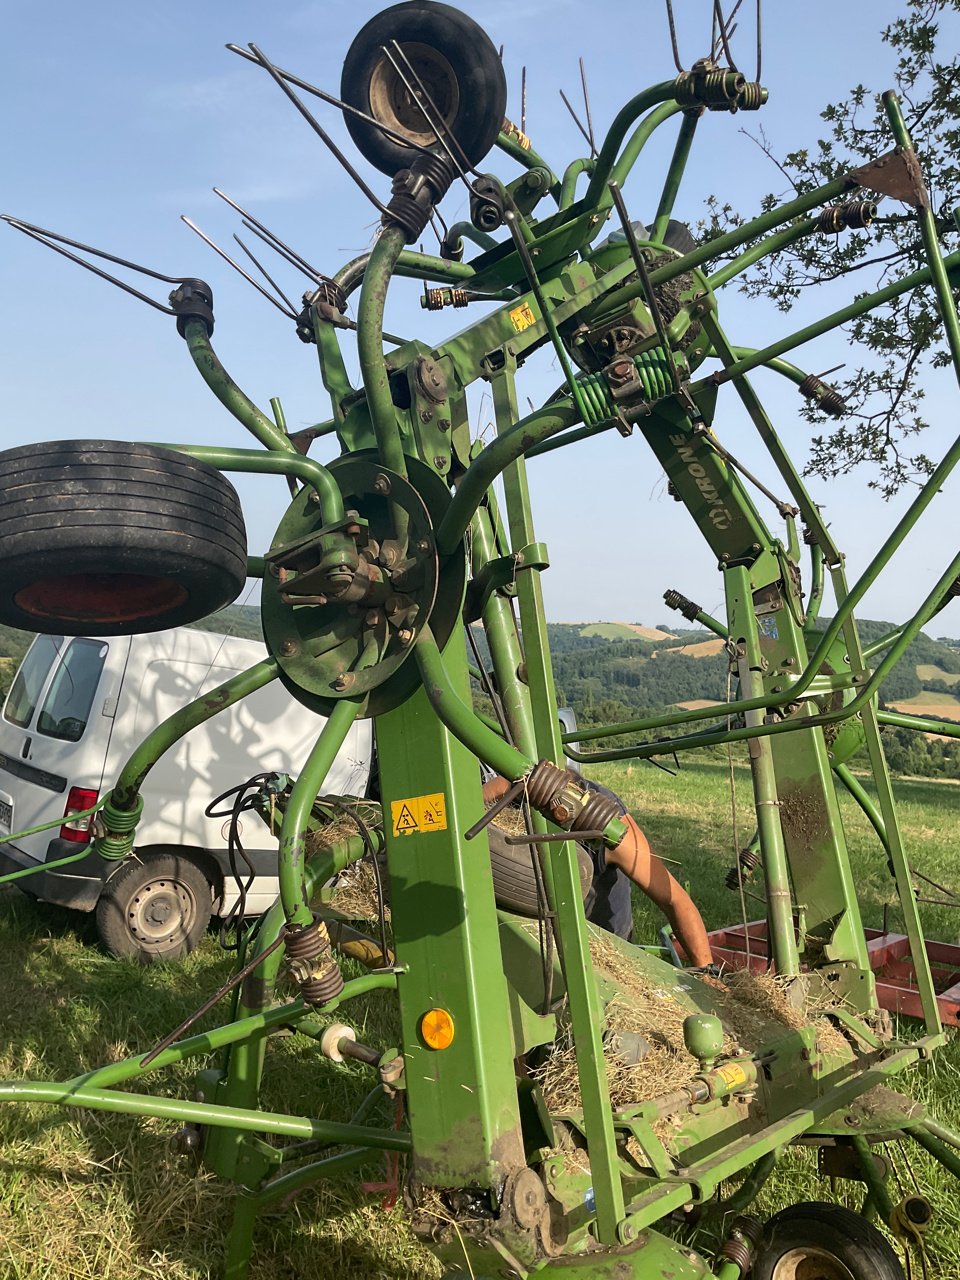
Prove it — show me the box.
[128,878,196,948]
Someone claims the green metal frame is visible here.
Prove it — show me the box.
[7,34,960,1280]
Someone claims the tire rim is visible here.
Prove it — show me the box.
[772,1248,858,1280]
[368,43,460,149]
[127,877,198,952]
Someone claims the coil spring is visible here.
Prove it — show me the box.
[799,373,847,418]
[664,589,701,622]
[308,277,347,314]
[525,760,622,835]
[725,845,761,891]
[285,918,344,1006]
[718,1215,763,1270]
[386,153,457,242]
[576,348,676,427]
[95,792,145,860]
[737,82,766,111]
[816,199,878,234]
[422,287,470,311]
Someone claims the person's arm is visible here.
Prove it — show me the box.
[605,816,714,968]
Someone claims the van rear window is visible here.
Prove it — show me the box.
[3,635,66,728]
[37,639,109,742]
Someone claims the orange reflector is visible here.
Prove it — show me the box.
[420,1008,455,1050]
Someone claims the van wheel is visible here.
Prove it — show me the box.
[96,854,213,963]
[0,439,247,635]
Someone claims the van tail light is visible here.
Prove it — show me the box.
[60,787,99,844]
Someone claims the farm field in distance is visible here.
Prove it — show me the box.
[1,757,959,1276]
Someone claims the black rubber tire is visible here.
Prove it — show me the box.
[341,1,507,176]
[753,1202,905,1280]
[96,853,213,964]
[488,824,593,917]
[0,439,247,635]
[661,218,696,254]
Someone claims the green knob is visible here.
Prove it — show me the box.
[683,1013,724,1069]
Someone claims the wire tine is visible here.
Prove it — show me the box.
[224,43,438,159]
[241,219,323,286]
[712,0,739,70]
[559,88,595,154]
[3,218,176,313]
[755,0,762,83]
[521,65,527,137]
[213,188,325,280]
[2,214,183,284]
[664,0,685,73]
[579,57,597,158]
[247,43,392,218]
[181,217,297,318]
[382,41,473,184]
[232,235,299,314]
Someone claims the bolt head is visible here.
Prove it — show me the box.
[373,473,391,495]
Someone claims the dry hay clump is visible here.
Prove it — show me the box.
[533,930,849,1115]
[329,857,390,922]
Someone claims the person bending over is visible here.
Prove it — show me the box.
[481,774,713,968]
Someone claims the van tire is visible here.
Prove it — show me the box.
[96,854,213,963]
[487,824,593,916]
[0,439,247,635]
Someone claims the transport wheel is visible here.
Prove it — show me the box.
[96,854,213,963]
[0,439,247,634]
[488,824,593,917]
[753,1202,905,1280]
[340,1,507,176]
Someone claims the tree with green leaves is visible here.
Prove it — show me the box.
[704,0,960,496]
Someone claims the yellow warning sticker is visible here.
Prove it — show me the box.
[509,301,537,333]
[716,1062,749,1089]
[391,792,448,837]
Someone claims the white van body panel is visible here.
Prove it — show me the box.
[0,627,372,919]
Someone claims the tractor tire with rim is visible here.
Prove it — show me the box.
[487,824,593,916]
[96,853,214,964]
[0,439,247,635]
[340,1,507,176]
[752,1202,905,1280]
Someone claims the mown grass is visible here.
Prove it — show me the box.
[0,760,959,1276]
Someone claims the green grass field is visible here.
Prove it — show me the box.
[1,760,959,1277]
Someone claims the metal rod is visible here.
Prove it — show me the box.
[180,217,297,318]
[651,109,701,243]
[213,188,325,281]
[234,235,299,315]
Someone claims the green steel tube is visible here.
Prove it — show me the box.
[727,348,813,390]
[471,504,538,755]
[692,608,729,640]
[0,847,95,885]
[607,102,685,208]
[833,763,888,848]
[651,110,701,243]
[334,247,484,300]
[357,223,408,479]
[279,699,363,927]
[648,172,857,292]
[712,1151,777,1216]
[414,625,533,781]
[560,158,595,210]
[0,1079,411,1151]
[862,628,903,661]
[910,1123,960,1181]
[495,130,559,189]
[807,541,826,624]
[183,320,295,453]
[584,81,678,205]
[922,1118,960,1152]
[250,1147,376,1208]
[715,1264,744,1280]
[706,219,819,292]
[443,221,499,254]
[568,547,960,761]
[161,444,345,527]
[878,708,960,739]
[698,246,960,388]
[111,658,279,810]
[851,1134,895,1225]
[437,401,579,554]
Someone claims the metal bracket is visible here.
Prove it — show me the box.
[850,147,930,210]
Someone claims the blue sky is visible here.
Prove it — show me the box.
[5,1,960,632]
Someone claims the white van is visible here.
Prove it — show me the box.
[0,628,372,961]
